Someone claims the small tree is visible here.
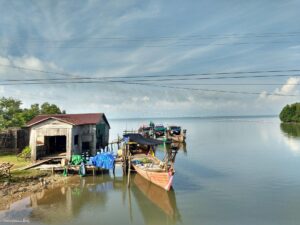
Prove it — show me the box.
[0,97,66,130]
[0,97,24,129]
[280,103,300,123]
[40,102,62,114]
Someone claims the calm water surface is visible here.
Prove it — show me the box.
[1,117,300,225]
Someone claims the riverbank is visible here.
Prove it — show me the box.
[0,173,68,210]
[0,152,69,210]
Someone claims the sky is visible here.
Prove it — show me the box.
[0,0,300,119]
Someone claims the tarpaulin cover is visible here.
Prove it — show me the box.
[89,153,115,169]
[123,133,163,146]
[71,155,84,165]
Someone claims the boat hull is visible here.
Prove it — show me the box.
[132,164,174,191]
[168,134,185,143]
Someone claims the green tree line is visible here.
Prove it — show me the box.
[0,97,65,130]
[279,102,300,123]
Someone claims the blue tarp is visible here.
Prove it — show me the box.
[88,152,115,169]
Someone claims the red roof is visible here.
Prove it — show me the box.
[25,113,110,127]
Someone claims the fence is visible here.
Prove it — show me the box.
[0,128,29,153]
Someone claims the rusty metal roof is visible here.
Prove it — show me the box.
[123,133,163,146]
[25,113,110,127]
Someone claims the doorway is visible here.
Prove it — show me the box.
[44,136,66,155]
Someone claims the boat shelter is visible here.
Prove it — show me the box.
[123,133,163,146]
[25,113,110,161]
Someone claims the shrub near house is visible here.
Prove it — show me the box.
[279,103,300,123]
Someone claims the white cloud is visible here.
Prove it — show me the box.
[278,77,300,94]
[0,55,63,79]
[258,77,300,102]
[0,56,11,74]
[115,5,160,25]
[142,96,150,102]
[1,1,300,117]
[14,56,45,70]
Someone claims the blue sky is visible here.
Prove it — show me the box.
[0,0,300,118]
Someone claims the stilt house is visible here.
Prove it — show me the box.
[25,113,110,161]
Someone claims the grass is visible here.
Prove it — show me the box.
[0,152,49,182]
[0,152,31,170]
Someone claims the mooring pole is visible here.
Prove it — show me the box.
[127,155,131,187]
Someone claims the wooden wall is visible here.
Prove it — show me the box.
[29,119,73,161]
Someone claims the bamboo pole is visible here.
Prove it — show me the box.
[127,154,131,187]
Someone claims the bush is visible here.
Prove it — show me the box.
[22,146,31,156]
[280,103,300,123]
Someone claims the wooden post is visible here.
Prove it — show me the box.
[113,162,115,177]
[127,156,131,187]
[117,135,120,149]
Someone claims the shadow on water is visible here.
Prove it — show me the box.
[173,171,204,192]
[280,123,300,139]
[178,158,226,179]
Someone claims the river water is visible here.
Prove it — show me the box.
[1,117,300,225]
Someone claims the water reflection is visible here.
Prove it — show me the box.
[30,178,116,224]
[0,175,181,225]
[157,142,187,156]
[0,197,32,223]
[169,142,187,155]
[132,174,181,225]
[280,124,300,154]
[280,123,300,138]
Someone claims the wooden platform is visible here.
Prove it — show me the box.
[21,158,53,170]
[40,152,66,160]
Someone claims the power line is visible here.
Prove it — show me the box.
[1,72,300,83]
[1,64,300,80]
[163,83,300,86]
[0,79,299,97]
[0,40,298,49]
[139,83,300,97]
[2,31,300,42]
[1,64,299,97]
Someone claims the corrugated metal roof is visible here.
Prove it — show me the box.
[25,113,110,127]
[123,133,163,145]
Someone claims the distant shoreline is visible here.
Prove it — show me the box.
[109,115,277,120]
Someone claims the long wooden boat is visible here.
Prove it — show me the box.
[122,133,176,191]
[131,154,174,191]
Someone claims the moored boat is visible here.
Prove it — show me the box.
[166,126,186,143]
[153,124,166,139]
[131,154,174,191]
[138,125,153,138]
[122,133,176,191]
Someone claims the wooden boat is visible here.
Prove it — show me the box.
[166,126,186,143]
[131,154,174,191]
[153,124,166,138]
[138,125,153,138]
[123,133,176,191]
